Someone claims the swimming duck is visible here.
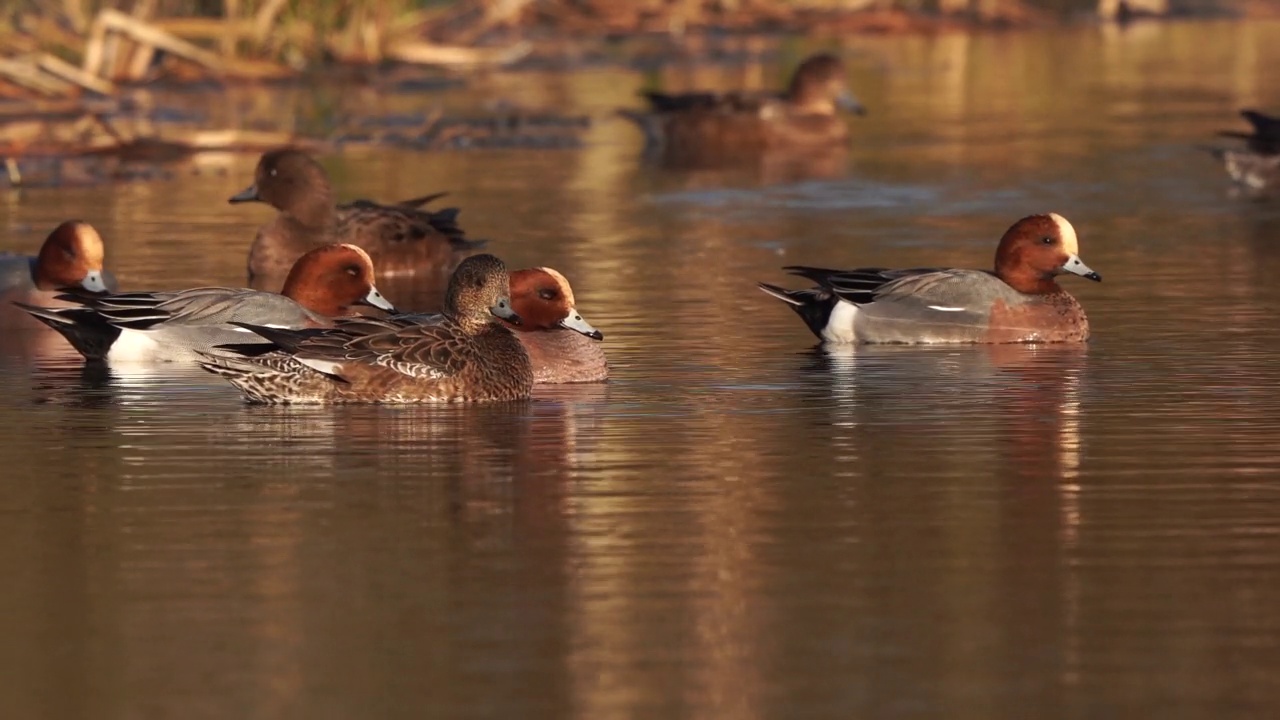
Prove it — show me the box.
[759,213,1101,344]
[229,147,484,286]
[621,53,865,155]
[199,253,533,403]
[400,266,607,384]
[0,220,114,328]
[17,243,395,363]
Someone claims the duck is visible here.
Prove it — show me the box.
[1209,109,1280,191]
[620,53,865,156]
[229,147,485,287]
[0,220,115,328]
[198,253,534,404]
[16,243,396,363]
[507,267,607,383]
[400,266,607,384]
[1217,109,1280,155]
[758,213,1101,344]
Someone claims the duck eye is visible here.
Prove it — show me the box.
[345,266,359,277]
[269,167,278,177]
[538,289,556,301]
[1041,236,1054,245]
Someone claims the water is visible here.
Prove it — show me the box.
[3,19,1280,719]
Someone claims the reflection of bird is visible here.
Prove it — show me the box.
[1209,148,1280,192]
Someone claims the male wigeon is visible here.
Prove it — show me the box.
[17,243,395,363]
[758,213,1102,344]
[621,53,865,155]
[198,253,533,404]
[508,267,607,383]
[0,221,115,328]
[401,266,607,383]
[229,147,484,286]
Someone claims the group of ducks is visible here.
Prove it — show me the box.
[1,147,608,403]
[25,49,1273,403]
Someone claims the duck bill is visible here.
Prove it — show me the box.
[558,308,604,340]
[228,184,261,204]
[79,270,109,294]
[491,298,522,326]
[836,90,866,116]
[1061,254,1102,282]
[356,286,397,314]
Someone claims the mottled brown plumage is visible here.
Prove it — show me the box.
[397,266,608,384]
[621,53,864,157]
[229,148,484,288]
[199,253,533,404]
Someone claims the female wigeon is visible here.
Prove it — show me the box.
[0,221,114,328]
[229,147,484,286]
[758,213,1102,344]
[17,243,395,363]
[621,53,865,155]
[401,266,607,383]
[198,253,534,404]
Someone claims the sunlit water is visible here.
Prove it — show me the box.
[3,19,1280,719]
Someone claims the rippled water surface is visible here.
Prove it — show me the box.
[3,20,1280,719]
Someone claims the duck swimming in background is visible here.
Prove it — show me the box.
[759,213,1101,345]
[229,147,485,287]
[0,220,115,329]
[199,253,534,404]
[620,53,865,157]
[17,243,395,364]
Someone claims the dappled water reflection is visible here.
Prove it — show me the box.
[3,19,1280,720]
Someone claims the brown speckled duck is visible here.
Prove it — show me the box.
[199,253,533,404]
[229,147,484,288]
[400,266,607,384]
[621,53,865,156]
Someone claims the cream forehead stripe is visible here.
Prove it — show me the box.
[1048,213,1079,255]
[338,243,375,268]
[74,223,106,263]
[536,267,575,306]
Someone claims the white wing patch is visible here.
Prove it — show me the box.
[296,357,345,377]
[927,305,967,312]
